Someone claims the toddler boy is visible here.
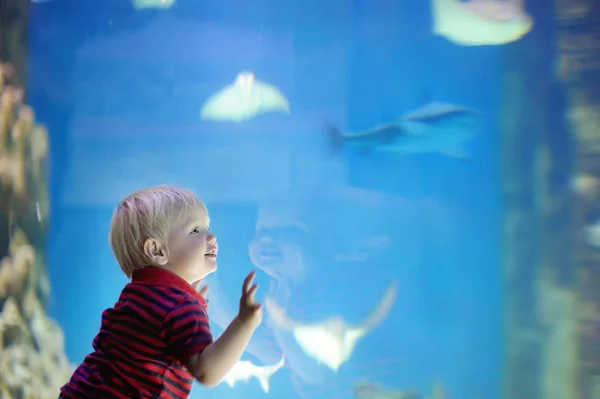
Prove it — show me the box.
[60,185,262,398]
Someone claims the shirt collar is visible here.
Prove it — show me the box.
[131,267,208,308]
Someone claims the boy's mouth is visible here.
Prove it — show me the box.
[205,249,217,258]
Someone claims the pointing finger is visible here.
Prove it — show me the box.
[246,284,259,304]
[242,270,256,293]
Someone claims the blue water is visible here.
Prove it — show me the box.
[27,0,550,398]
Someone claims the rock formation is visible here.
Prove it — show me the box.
[0,62,74,399]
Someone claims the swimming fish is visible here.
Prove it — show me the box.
[265,281,397,372]
[131,0,175,9]
[200,71,290,123]
[431,0,534,46]
[327,102,479,159]
[223,356,286,393]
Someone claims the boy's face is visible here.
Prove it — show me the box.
[165,206,218,283]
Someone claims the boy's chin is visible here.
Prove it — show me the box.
[201,262,218,275]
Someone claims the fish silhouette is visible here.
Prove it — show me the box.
[200,71,290,123]
[327,102,479,159]
[265,281,397,372]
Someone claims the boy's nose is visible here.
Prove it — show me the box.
[207,233,217,243]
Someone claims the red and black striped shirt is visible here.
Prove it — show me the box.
[60,267,213,399]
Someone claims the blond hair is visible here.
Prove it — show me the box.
[109,185,206,277]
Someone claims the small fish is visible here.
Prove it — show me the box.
[571,174,600,197]
[131,0,176,9]
[431,0,534,46]
[585,220,600,248]
[265,281,397,372]
[223,356,285,393]
[200,72,290,123]
[327,102,479,159]
[354,380,422,399]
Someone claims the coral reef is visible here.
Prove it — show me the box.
[536,269,578,399]
[558,0,600,394]
[0,62,74,398]
[502,0,600,396]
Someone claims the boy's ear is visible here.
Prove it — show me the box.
[143,238,168,266]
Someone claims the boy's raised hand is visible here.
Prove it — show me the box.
[239,271,262,326]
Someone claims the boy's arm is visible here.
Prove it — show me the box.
[187,315,259,386]
[188,271,263,386]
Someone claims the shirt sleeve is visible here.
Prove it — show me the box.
[164,298,213,365]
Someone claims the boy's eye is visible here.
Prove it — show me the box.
[191,226,210,234]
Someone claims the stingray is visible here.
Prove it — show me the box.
[200,71,290,123]
[223,356,285,393]
[265,281,398,372]
[431,0,534,46]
